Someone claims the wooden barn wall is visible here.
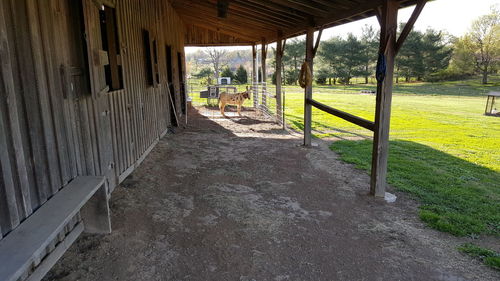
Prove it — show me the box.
[0,0,186,239]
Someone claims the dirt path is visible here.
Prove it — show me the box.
[45,107,499,281]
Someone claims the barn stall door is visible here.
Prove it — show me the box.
[80,0,116,189]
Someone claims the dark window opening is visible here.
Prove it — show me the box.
[177,52,186,114]
[143,30,159,87]
[99,6,123,91]
[166,45,177,127]
[153,40,159,84]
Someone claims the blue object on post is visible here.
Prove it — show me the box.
[376,53,386,83]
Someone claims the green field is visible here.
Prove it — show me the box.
[187,78,500,239]
[281,78,500,239]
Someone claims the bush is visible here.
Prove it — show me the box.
[235,65,248,84]
[315,68,330,85]
[285,69,299,85]
[425,68,473,82]
[220,67,235,80]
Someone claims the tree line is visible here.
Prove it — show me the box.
[275,7,499,85]
[190,7,499,86]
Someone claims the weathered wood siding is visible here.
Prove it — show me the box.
[0,0,186,239]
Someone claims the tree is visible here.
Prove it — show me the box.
[194,67,214,85]
[285,69,299,85]
[337,34,366,84]
[282,38,305,85]
[421,29,453,78]
[315,67,330,85]
[466,7,500,84]
[220,67,235,80]
[205,48,228,79]
[396,25,452,82]
[397,26,425,82]
[360,25,379,83]
[448,36,476,75]
[317,36,343,85]
[235,65,248,84]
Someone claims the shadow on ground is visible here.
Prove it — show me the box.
[44,107,500,281]
[331,139,500,238]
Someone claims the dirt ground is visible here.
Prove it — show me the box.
[44,106,499,281]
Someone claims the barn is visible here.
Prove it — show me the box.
[0,1,426,280]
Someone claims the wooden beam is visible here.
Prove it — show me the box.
[375,6,383,25]
[179,15,263,41]
[395,0,427,54]
[233,0,303,23]
[283,0,331,14]
[230,0,301,26]
[370,0,398,197]
[306,98,375,131]
[252,44,258,108]
[276,31,283,124]
[281,38,287,56]
[312,27,323,57]
[175,1,285,30]
[267,0,330,17]
[174,4,278,34]
[261,38,267,106]
[245,0,308,19]
[284,0,383,40]
[311,0,350,10]
[303,26,314,146]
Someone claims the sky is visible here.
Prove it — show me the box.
[185,0,499,54]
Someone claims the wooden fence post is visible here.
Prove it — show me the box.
[252,44,258,108]
[370,0,398,197]
[303,27,314,146]
[261,38,267,107]
[276,31,283,124]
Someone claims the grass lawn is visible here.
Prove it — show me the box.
[187,77,500,238]
[279,77,500,238]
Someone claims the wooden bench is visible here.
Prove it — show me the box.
[0,176,111,281]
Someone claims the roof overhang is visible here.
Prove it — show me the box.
[173,0,420,46]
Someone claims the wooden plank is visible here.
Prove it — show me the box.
[303,26,314,146]
[37,1,73,187]
[10,0,51,205]
[252,44,258,107]
[261,39,267,107]
[232,0,301,25]
[307,98,375,131]
[0,98,20,232]
[0,0,33,221]
[122,0,140,168]
[25,222,84,281]
[245,0,309,19]
[370,0,399,197]
[116,0,129,172]
[0,176,105,281]
[275,31,283,124]
[26,0,63,194]
[313,28,323,57]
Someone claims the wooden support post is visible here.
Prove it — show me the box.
[303,27,314,146]
[370,0,398,197]
[252,44,258,108]
[261,38,267,107]
[276,31,284,124]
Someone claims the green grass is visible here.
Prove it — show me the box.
[187,77,500,237]
[458,243,500,270]
[279,77,500,237]
[331,140,499,236]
